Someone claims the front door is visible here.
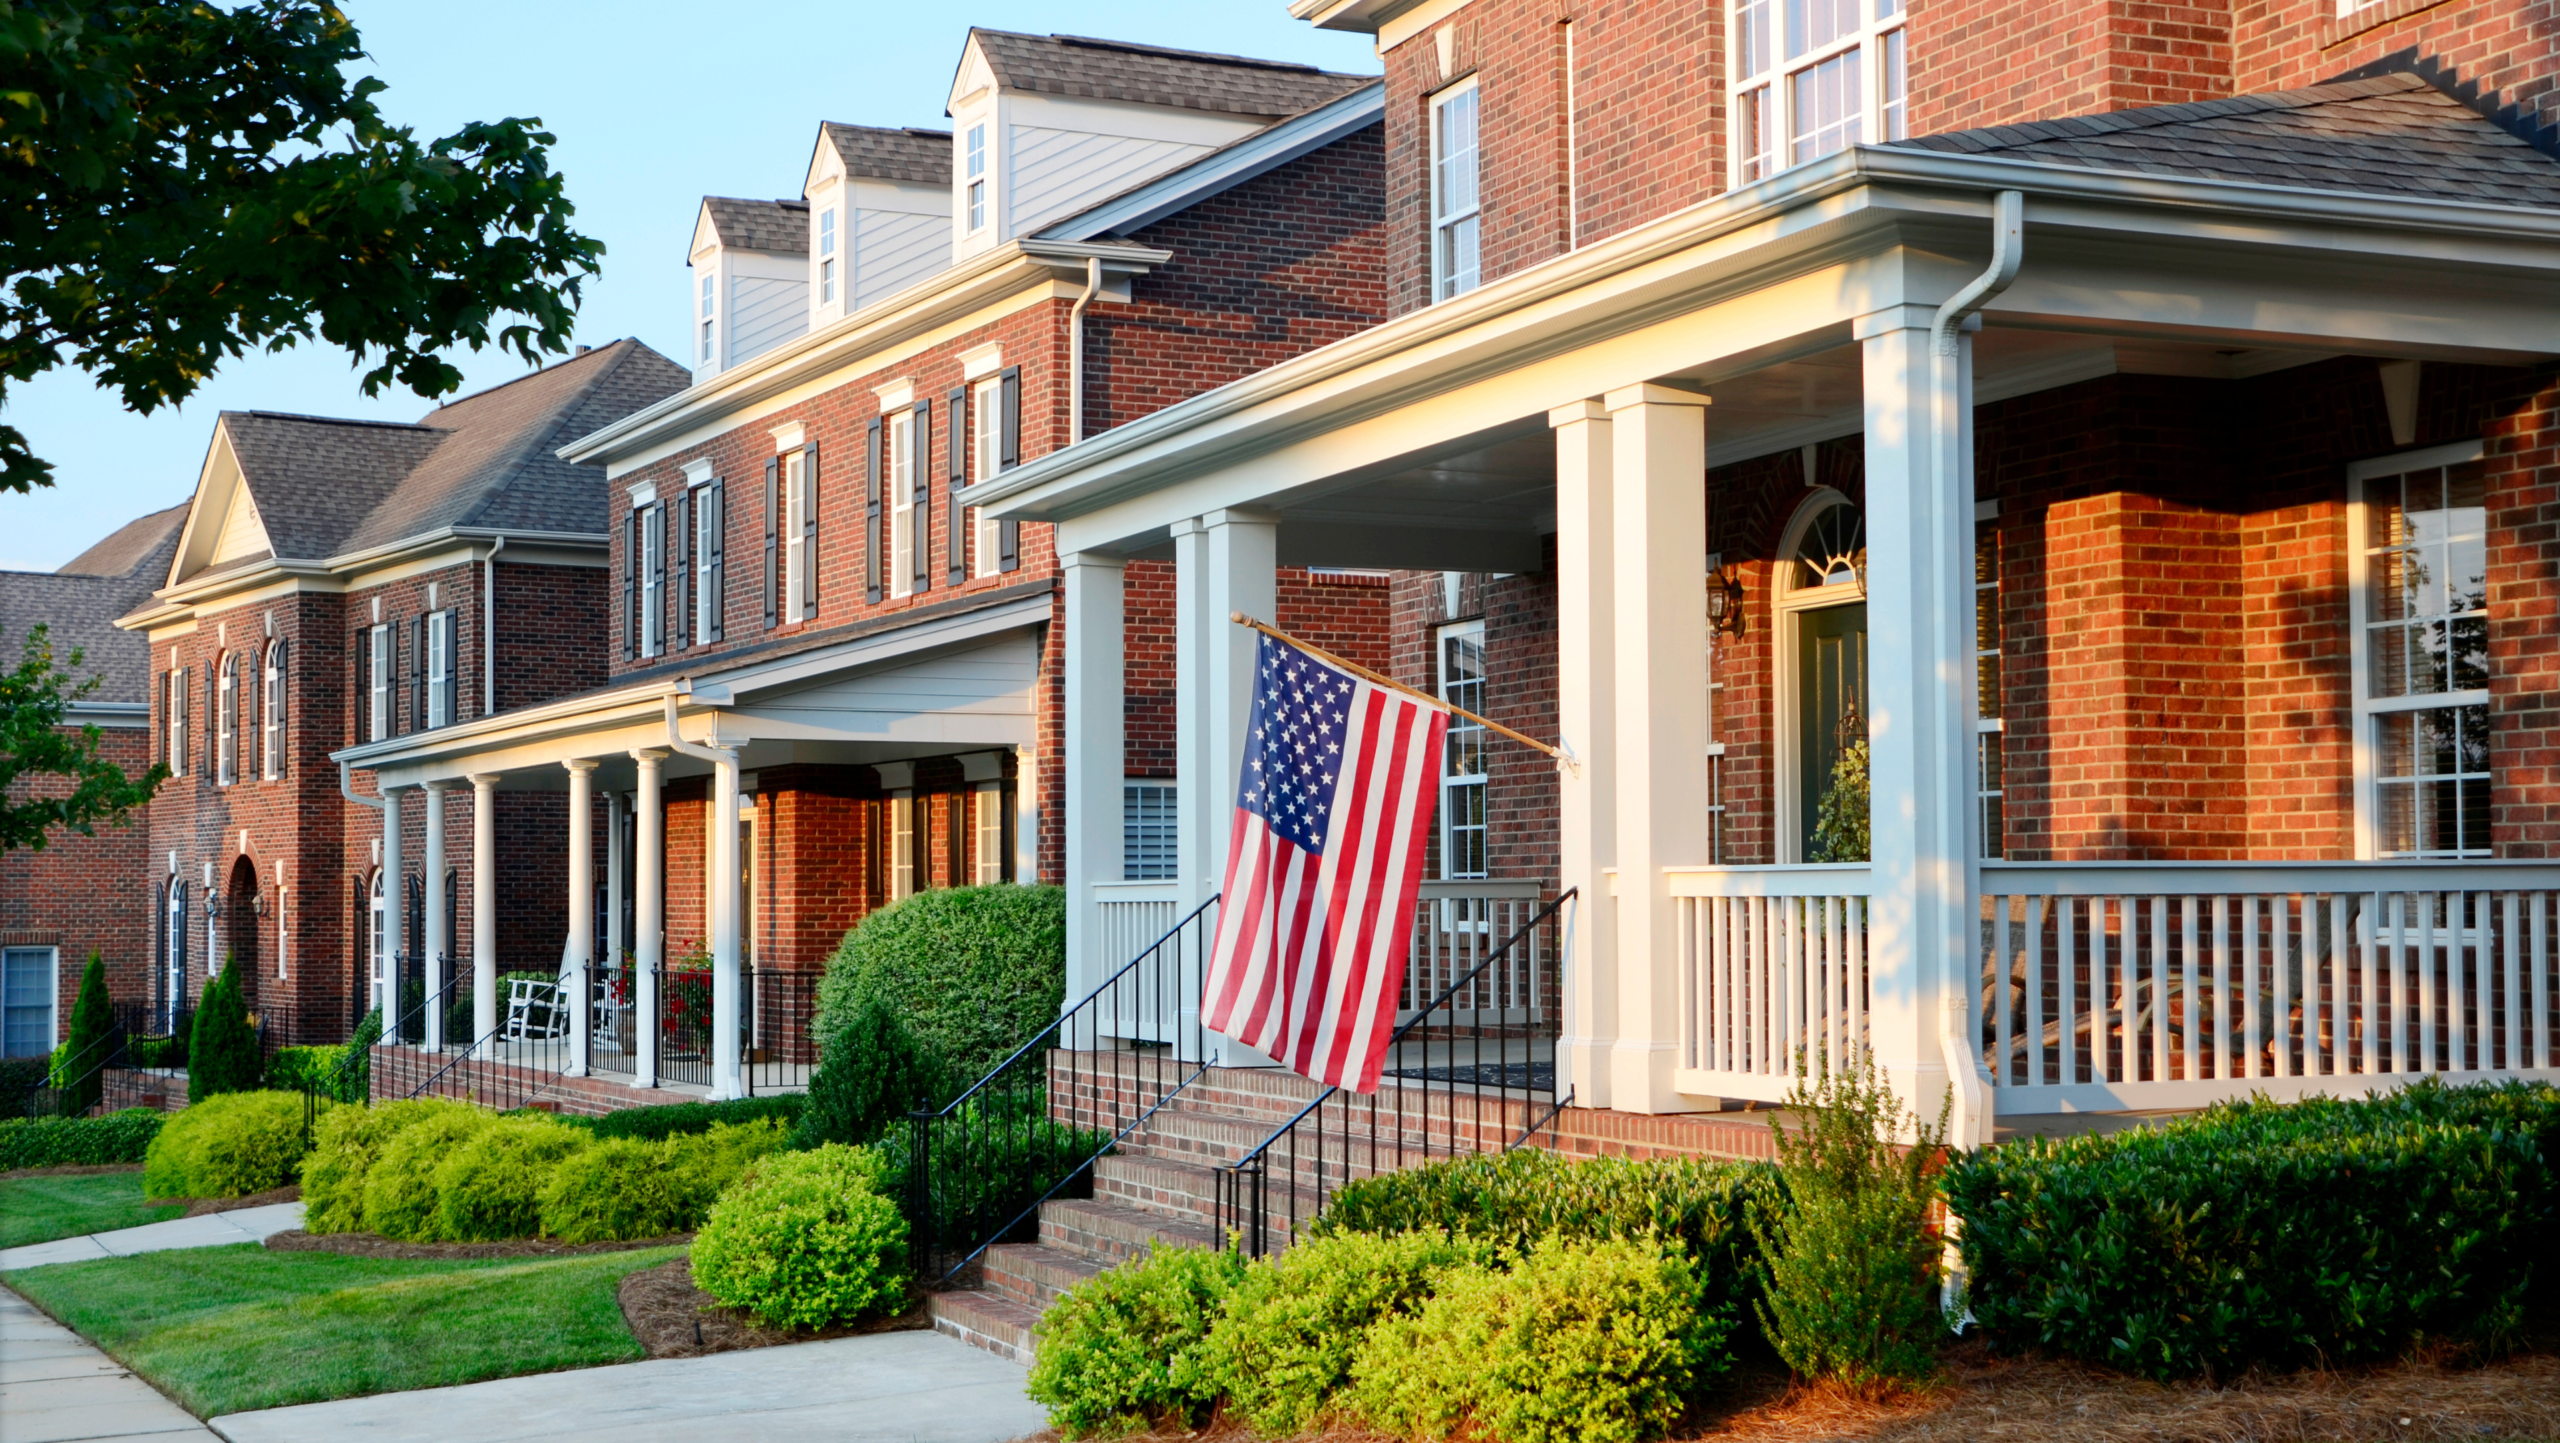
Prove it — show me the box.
[1796,603,1868,858]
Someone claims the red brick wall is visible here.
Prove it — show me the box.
[1383,564,1562,882]
[2238,0,2560,141]
[1910,0,2236,135]
[2,724,153,1048]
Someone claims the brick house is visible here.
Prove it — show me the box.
[335,30,1400,1102]
[0,506,184,1055]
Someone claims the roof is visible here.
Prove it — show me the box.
[967,30,1372,118]
[820,123,953,186]
[0,504,186,699]
[1886,73,2560,209]
[58,502,187,578]
[699,196,812,254]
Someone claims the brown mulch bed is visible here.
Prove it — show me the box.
[173,1184,299,1217]
[264,1227,687,1261]
[616,1255,930,1359]
[0,1162,145,1181]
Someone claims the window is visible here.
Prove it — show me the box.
[1730,0,1905,183]
[260,641,284,779]
[368,869,386,1012]
[2354,443,2491,858]
[965,124,987,231]
[1438,621,1489,879]
[971,786,1006,883]
[1,947,55,1058]
[164,880,187,1025]
[888,794,916,899]
[1125,782,1177,880]
[781,450,813,620]
[367,625,389,742]
[424,611,453,726]
[694,482,724,644]
[640,503,666,657]
[970,377,1003,577]
[165,665,187,776]
[216,652,238,786]
[698,272,715,364]
[1975,521,2004,858]
[1430,81,1481,301]
[887,410,915,598]
[817,208,837,305]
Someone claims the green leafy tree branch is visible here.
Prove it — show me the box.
[0,623,165,853]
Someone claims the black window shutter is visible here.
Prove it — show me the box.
[707,481,726,642]
[349,634,362,744]
[910,401,932,595]
[762,456,781,629]
[801,440,820,617]
[623,512,638,662]
[998,366,1022,572]
[864,416,883,604]
[412,614,426,732]
[946,386,968,585]
[670,492,688,649]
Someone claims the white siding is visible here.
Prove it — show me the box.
[728,273,809,365]
[853,209,951,311]
[746,638,1036,742]
[210,481,271,566]
[1006,125,1214,238]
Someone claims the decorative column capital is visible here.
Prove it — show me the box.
[627,747,668,765]
[467,772,501,790]
[563,757,600,775]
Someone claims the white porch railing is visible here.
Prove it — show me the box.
[1982,862,2560,1111]
[1094,880,1183,979]
[1669,864,1872,1103]
[1400,880,1551,1023]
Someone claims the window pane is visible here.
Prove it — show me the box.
[1439,215,1479,299]
[2375,703,2491,857]
[1738,85,1776,182]
[1788,0,1860,56]
[1790,49,1862,163]
[1882,29,1907,140]
[1738,0,1773,77]
[1435,89,1479,218]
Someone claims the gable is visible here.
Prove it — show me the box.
[209,476,271,569]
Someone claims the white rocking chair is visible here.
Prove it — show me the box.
[502,976,569,1042]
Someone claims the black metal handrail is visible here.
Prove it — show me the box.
[1214,887,1577,1257]
[910,894,1221,1284]
[396,968,578,1110]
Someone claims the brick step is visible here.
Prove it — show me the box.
[1091,1152,1223,1222]
[983,1241,1109,1310]
[926,1288,1042,1366]
[1039,1196,1219,1265]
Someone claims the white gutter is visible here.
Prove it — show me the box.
[1069,256,1101,444]
[339,759,384,816]
[117,525,604,633]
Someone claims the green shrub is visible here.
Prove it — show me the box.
[186,966,261,1102]
[0,1108,162,1168]
[427,1113,592,1241]
[127,1035,186,1070]
[674,1117,791,1192]
[142,1090,318,1200]
[54,952,112,1117]
[1028,1244,1246,1439]
[0,1056,48,1118]
[552,1093,803,1143]
[1315,1147,1778,1327]
[1208,1230,1486,1436]
[880,1092,1111,1253]
[1751,1053,1946,1393]
[813,883,1065,1084]
[794,996,947,1149]
[1944,1084,2546,1380]
[691,1144,910,1330]
[360,1102,496,1241]
[537,1117,793,1243]
[1347,1235,1723,1443]
[300,1099,448,1234]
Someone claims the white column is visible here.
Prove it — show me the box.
[422,782,450,1052]
[1855,304,1976,1131]
[379,785,404,1018]
[1178,508,1276,1066]
[1551,399,1619,1111]
[630,750,664,1090]
[1062,551,1126,999]
[564,759,596,1077]
[1171,517,1212,913]
[1606,383,1712,1115]
[469,774,499,1053]
[709,749,744,1099]
[606,791,626,983]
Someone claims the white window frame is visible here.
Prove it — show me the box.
[971,785,1006,884]
[216,652,237,786]
[698,271,716,364]
[368,624,389,743]
[165,664,187,777]
[693,482,719,644]
[640,502,666,658]
[163,880,186,1024]
[965,124,988,233]
[2349,439,2493,860]
[1124,781,1177,881]
[1,945,58,1059]
[817,207,837,306]
[368,868,387,1012]
[887,409,915,598]
[1429,78,1481,303]
[425,610,453,727]
[971,377,1003,577]
[1437,620,1489,880]
[888,793,916,899]
[260,640,283,780]
[781,450,812,618]
[1727,0,1906,186]
[1975,512,2003,859]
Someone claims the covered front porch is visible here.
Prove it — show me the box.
[987,137,2560,1132]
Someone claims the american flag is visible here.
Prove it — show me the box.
[1202,631,1448,1093]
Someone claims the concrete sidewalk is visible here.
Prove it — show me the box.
[0,1286,220,1442]
[0,1203,304,1272]
[208,1329,1048,1443]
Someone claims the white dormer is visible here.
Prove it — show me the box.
[948,31,1353,263]
[688,197,811,383]
[803,124,955,329]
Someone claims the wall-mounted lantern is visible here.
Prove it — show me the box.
[1705,558,1747,638]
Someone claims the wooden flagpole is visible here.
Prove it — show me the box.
[1229,611,1563,761]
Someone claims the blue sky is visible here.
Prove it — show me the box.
[4,1,1379,571]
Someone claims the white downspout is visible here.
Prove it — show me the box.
[662,697,743,1098]
[1068,255,1101,444]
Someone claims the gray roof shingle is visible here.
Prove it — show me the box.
[821,123,953,185]
[1,507,183,699]
[57,503,186,579]
[700,196,811,254]
[969,30,1372,119]
[1886,73,2560,209]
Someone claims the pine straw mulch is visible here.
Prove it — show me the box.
[614,1255,930,1359]
[264,1225,683,1261]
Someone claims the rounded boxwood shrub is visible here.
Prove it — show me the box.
[812,884,1064,1085]
[537,1117,791,1242]
[1347,1235,1725,1443]
[427,1113,591,1241]
[1028,1244,1247,1439]
[142,1089,320,1200]
[692,1144,910,1330]
[301,1099,448,1234]
[360,1102,496,1241]
[1208,1229,1487,1436]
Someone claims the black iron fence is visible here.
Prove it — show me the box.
[654,966,714,1089]
[17,1000,197,1119]
[746,966,820,1095]
[1213,888,1577,1257]
[908,896,1221,1284]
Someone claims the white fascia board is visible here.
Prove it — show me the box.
[332,678,684,772]
[67,701,150,728]
[973,144,2560,526]
[557,237,1171,470]
[702,593,1055,700]
[1038,83,1386,242]
[116,526,606,633]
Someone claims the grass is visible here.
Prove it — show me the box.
[0,1171,183,1248]
[4,1240,683,1417]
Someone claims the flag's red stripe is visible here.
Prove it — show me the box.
[1304,687,1395,1077]
[1323,694,1423,1086]
[1351,707,1445,1090]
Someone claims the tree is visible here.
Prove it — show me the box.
[0,624,164,855]
[0,0,605,494]
[53,949,114,1115]
[187,962,260,1101]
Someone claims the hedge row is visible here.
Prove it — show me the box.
[550,1093,803,1143]
[0,1108,164,1169]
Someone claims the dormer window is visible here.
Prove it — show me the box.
[965,124,987,232]
[818,209,837,306]
[698,272,716,364]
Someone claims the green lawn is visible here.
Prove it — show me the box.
[4,1241,683,1417]
[0,1172,184,1248]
